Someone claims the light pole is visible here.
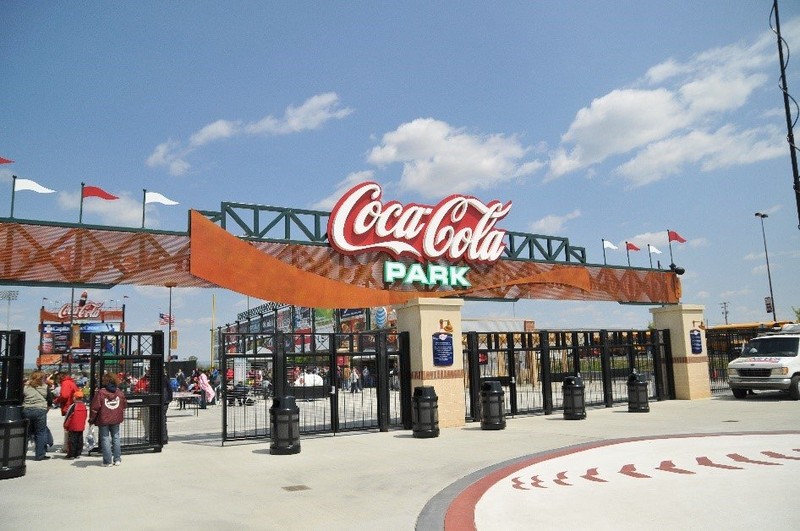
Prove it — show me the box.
[165,282,177,376]
[755,212,777,321]
[0,290,19,330]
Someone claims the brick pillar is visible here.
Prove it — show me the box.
[396,297,465,428]
[650,304,711,399]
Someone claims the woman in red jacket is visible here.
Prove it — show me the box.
[89,373,127,467]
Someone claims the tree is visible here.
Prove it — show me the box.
[793,307,800,322]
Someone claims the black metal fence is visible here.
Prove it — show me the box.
[219,331,411,442]
[89,331,165,453]
[463,328,672,420]
[0,331,24,407]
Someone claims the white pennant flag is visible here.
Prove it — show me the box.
[15,178,56,194]
[602,240,618,250]
[144,191,179,205]
[649,245,662,254]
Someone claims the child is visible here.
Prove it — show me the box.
[63,389,88,459]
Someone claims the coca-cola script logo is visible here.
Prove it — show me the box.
[327,182,512,264]
[57,302,104,320]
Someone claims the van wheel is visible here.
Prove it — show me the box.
[789,376,800,401]
[732,388,748,399]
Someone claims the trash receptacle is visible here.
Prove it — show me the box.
[270,396,300,455]
[0,405,28,480]
[412,386,439,438]
[480,380,506,430]
[627,371,649,412]
[562,375,586,420]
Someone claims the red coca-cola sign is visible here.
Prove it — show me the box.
[57,302,105,320]
[328,182,511,264]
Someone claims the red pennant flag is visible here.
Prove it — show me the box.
[626,242,640,251]
[668,230,686,243]
[0,157,14,164]
[82,185,119,200]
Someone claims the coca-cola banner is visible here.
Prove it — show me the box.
[40,302,124,323]
[328,182,511,264]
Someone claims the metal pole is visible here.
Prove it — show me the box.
[756,213,777,321]
[772,0,800,230]
[167,284,173,376]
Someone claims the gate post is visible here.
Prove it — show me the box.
[396,298,465,429]
[600,330,614,407]
[540,331,553,415]
[650,304,710,399]
[465,331,481,421]
[375,332,390,432]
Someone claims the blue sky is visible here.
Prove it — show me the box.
[3,1,800,365]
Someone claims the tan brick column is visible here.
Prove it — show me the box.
[650,304,711,399]
[396,297,465,428]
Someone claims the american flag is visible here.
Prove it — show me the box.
[159,312,175,326]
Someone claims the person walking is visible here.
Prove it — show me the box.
[22,371,51,461]
[89,373,127,467]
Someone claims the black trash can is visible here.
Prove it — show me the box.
[627,371,650,413]
[0,405,28,480]
[270,396,300,455]
[412,386,439,438]
[480,380,506,430]
[562,375,586,420]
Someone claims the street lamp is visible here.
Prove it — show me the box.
[755,212,777,321]
[0,290,19,330]
[165,282,177,376]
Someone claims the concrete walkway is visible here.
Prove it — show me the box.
[2,393,797,530]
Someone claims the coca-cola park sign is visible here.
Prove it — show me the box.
[327,182,512,264]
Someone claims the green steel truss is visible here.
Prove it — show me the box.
[200,202,587,265]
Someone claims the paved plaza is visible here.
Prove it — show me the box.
[2,394,798,530]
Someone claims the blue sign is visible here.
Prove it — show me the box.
[689,328,703,354]
[432,332,454,366]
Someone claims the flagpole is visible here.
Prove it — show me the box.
[667,229,674,265]
[601,239,607,265]
[647,244,653,268]
[10,176,17,218]
[79,182,85,223]
[626,242,631,266]
[211,293,216,368]
[142,189,147,229]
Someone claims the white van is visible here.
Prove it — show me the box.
[727,323,800,400]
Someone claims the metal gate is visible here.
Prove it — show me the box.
[705,326,764,395]
[220,331,411,443]
[89,331,165,453]
[463,328,672,420]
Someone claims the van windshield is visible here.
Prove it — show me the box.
[741,337,799,357]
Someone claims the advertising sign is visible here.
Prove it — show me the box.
[328,181,511,264]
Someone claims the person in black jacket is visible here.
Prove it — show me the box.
[162,369,173,445]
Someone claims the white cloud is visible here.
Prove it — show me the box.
[147,92,352,176]
[310,170,375,210]
[546,23,790,185]
[529,209,581,235]
[246,92,353,135]
[58,191,147,227]
[616,125,784,187]
[189,119,242,147]
[366,118,542,198]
